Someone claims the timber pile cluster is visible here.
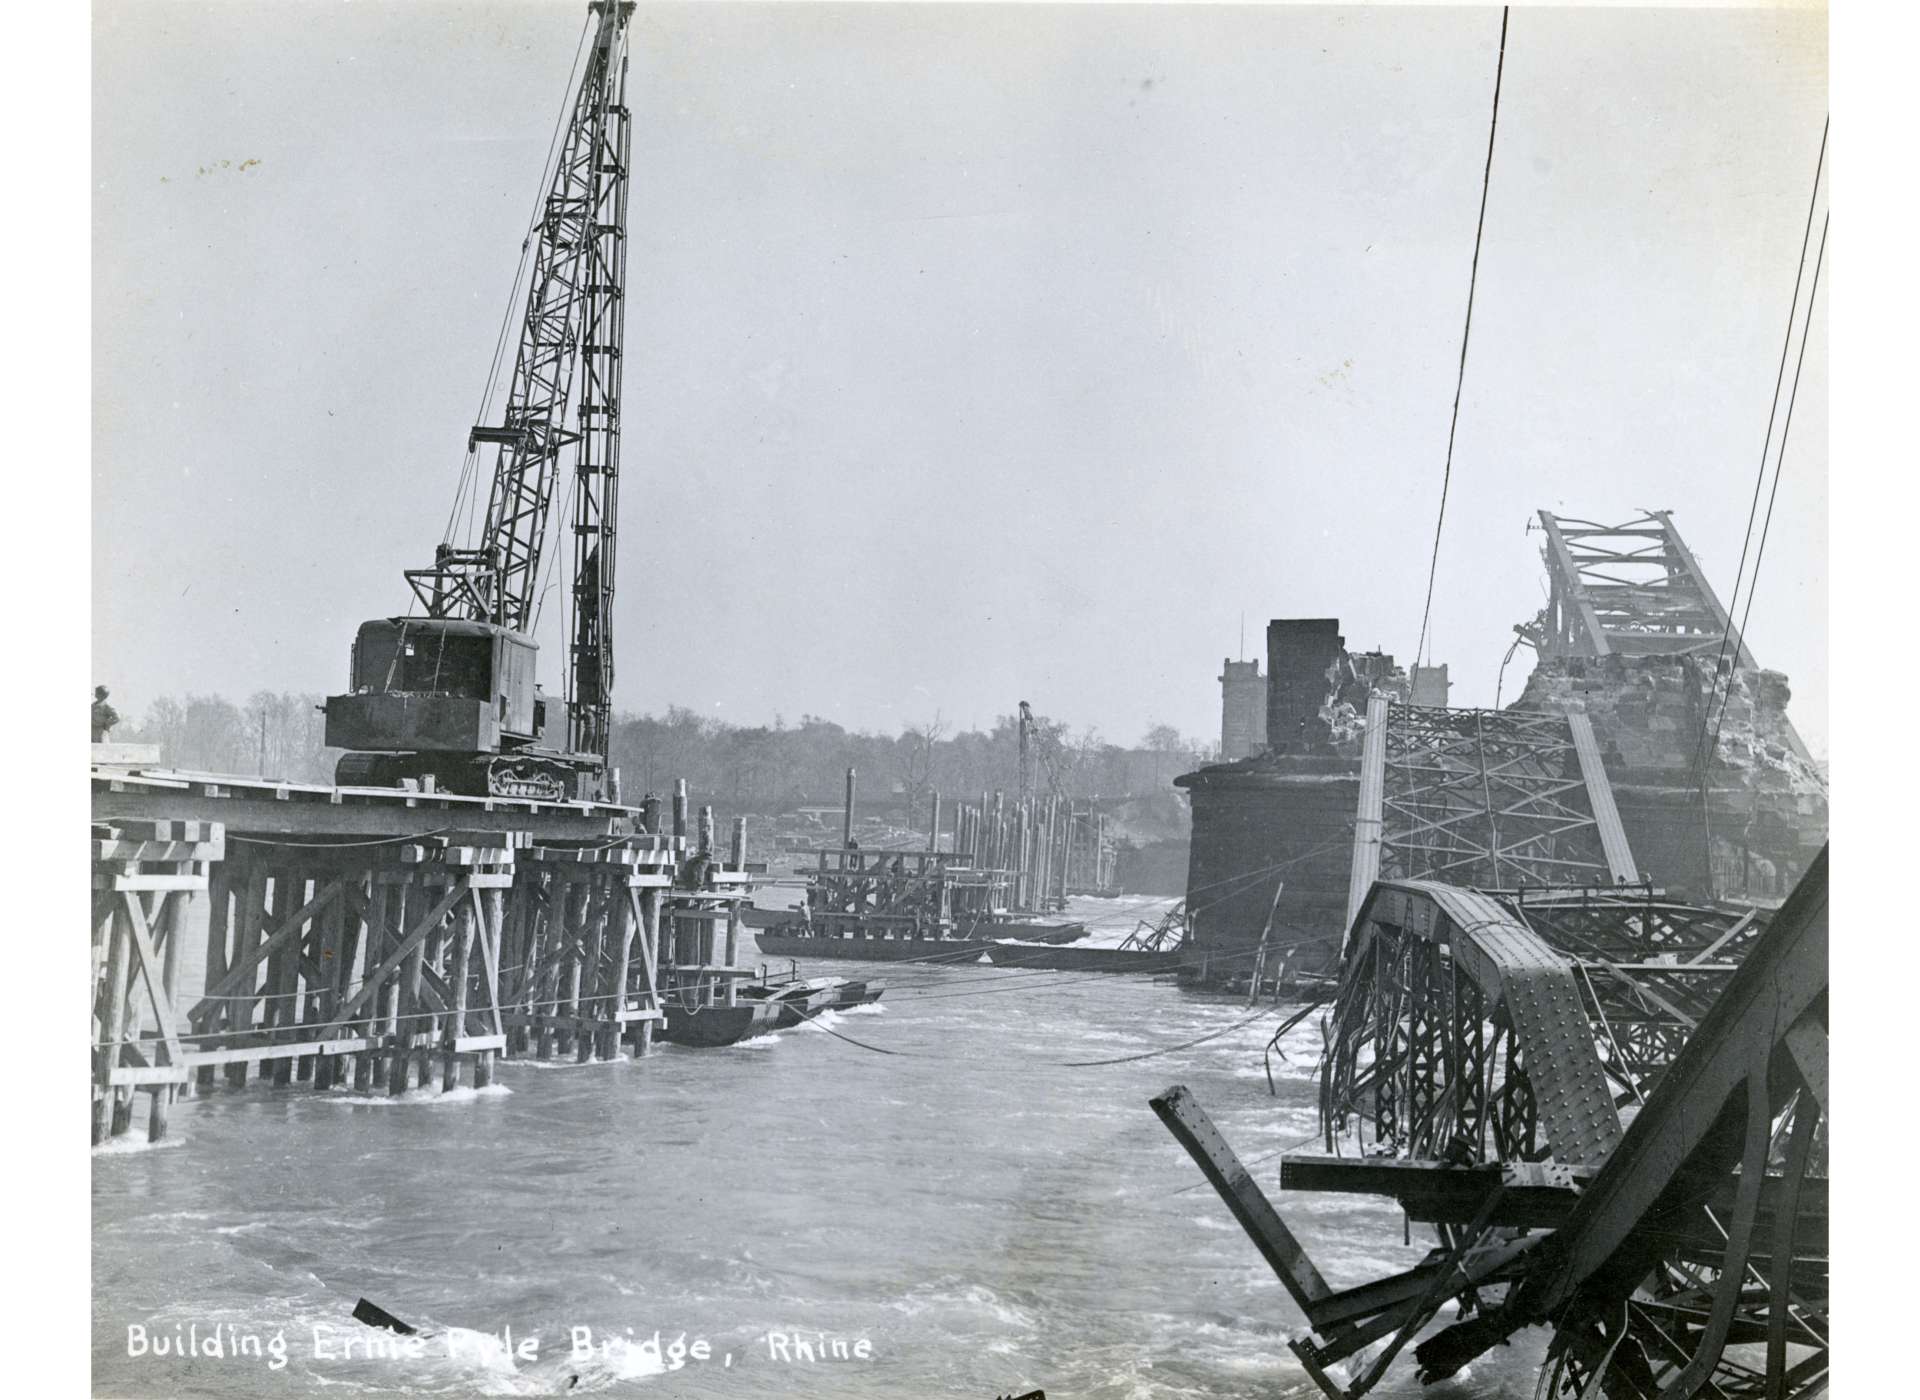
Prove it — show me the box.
[946,790,1115,909]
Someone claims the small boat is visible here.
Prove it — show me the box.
[760,978,842,1028]
[956,917,1088,944]
[836,979,886,1010]
[797,978,886,1021]
[660,998,782,1047]
[730,963,891,1028]
[741,905,800,930]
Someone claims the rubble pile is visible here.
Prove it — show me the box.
[1513,652,1826,900]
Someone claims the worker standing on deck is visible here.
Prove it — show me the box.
[91,686,120,742]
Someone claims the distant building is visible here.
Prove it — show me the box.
[1218,659,1267,761]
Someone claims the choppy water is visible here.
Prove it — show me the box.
[94,897,1544,1399]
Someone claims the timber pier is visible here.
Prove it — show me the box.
[752,767,1183,974]
[91,761,758,1148]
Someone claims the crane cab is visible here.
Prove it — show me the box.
[324,618,545,757]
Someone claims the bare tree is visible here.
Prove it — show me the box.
[1142,721,1186,786]
[897,713,947,822]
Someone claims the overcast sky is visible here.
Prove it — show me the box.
[92,1,1828,754]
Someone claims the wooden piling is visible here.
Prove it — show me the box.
[443,895,475,1091]
[476,885,507,1086]
[267,867,299,1089]
[576,878,607,1063]
[601,879,633,1061]
[635,885,661,1057]
[389,878,425,1095]
[94,897,131,1144]
[196,861,229,1093]
[91,821,218,1144]
[724,818,747,1006]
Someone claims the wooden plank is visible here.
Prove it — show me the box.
[93,840,225,863]
[121,892,187,1068]
[183,1033,508,1067]
[92,787,631,841]
[96,874,208,893]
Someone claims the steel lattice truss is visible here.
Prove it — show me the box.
[1321,909,1541,1162]
[1349,703,1629,925]
[1254,870,1818,1400]
[1322,885,1767,1173]
[1418,852,1830,1400]
[1509,891,1763,1103]
[1521,510,1755,665]
[405,1,633,760]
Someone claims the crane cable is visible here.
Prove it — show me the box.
[1413,5,1509,671]
[1700,213,1827,784]
[440,12,595,558]
[1691,118,1828,782]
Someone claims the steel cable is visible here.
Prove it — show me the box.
[1414,5,1509,669]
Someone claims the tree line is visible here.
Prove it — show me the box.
[108,692,1217,816]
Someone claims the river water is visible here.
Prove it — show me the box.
[93,896,1545,1400]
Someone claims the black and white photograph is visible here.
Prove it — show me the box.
[74,1,1850,1396]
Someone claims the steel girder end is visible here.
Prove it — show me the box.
[1289,1337,1351,1400]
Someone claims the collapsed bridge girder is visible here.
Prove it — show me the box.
[1525,511,1754,667]
[1154,853,1824,1400]
[1324,880,1625,1169]
[1417,847,1829,1399]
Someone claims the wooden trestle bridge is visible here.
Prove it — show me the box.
[91,763,755,1147]
[1156,700,1828,1399]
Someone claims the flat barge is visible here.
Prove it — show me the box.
[754,926,1184,974]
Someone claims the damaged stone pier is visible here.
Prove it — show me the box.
[1176,620,1451,994]
[1173,510,1827,995]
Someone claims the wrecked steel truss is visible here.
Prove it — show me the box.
[1345,698,1639,930]
[1521,511,1755,666]
[1155,850,1827,1399]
